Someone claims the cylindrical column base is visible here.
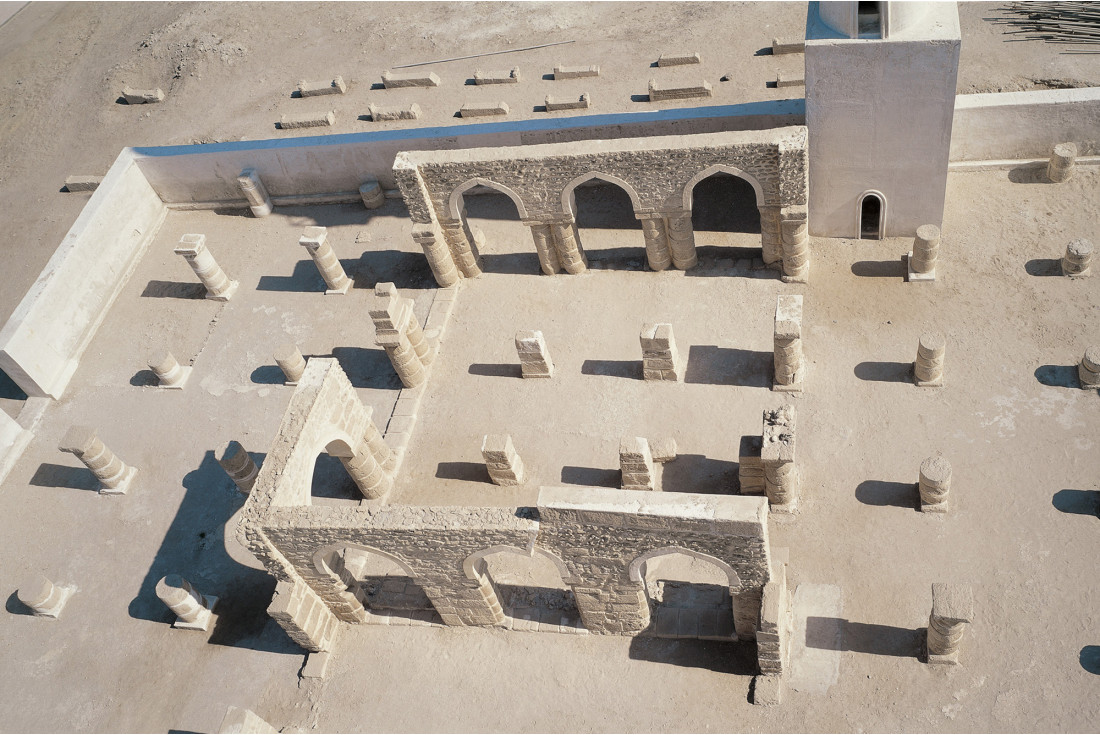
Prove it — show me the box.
[156,575,213,624]
[300,227,352,294]
[781,218,809,283]
[412,226,460,287]
[1048,142,1077,183]
[911,224,941,275]
[274,343,307,384]
[385,335,426,388]
[342,443,393,499]
[219,444,259,493]
[359,179,385,209]
[553,222,587,275]
[58,426,136,492]
[1063,238,1093,278]
[773,338,803,387]
[914,333,945,386]
[1079,346,1100,389]
[237,169,273,217]
[148,349,191,389]
[175,235,238,301]
[919,455,951,512]
[528,223,562,275]
[18,575,69,617]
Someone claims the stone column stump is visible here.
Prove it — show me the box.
[219,443,259,494]
[919,455,951,512]
[59,425,137,495]
[370,283,433,388]
[175,234,239,301]
[1047,142,1077,183]
[914,333,945,387]
[516,330,554,378]
[359,179,385,209]
[927,583,973,665]
[1062,238,1093,278]
[620,437,656,491]
[641,323,683,381]
[237,168,273,217]
[299,226,352,294]
[482,434,526,486]
[156,574,218,631]
[908,224,940,282]
[148,349,192,389]
[17,575,75,618]
[1079,346,1100,389]
[773,294,804,392]
[274,343,307,385]
[762,406,798,512]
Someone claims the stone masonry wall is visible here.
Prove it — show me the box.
[395,127,808,225]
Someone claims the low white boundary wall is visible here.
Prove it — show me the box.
[0,149,167,398]
[951,87,1100,161]
[131,100,806,206]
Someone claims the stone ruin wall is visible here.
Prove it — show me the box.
[393,126,809,282]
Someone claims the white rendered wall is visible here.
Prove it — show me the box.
[0,150,166,398]
[951,87,1100,161]
[129,101,805,206]
[805,2,961,238]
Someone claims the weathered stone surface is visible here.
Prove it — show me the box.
[553,64,599,79]
[121,86,164,104]
[382,71,441,88]
[368,103,421,121]
[297,76,346,97]
[279,111,335,129]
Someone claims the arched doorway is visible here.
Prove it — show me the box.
[308,443,364,506]
[689,172,762,262]
[463,546,581,630]
[630,549,739,640]
[450,180,539,275]
[858,191,885,240]
[319,545,438,623]
[564,174,645,269]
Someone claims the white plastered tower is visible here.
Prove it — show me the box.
[805,1,961,239]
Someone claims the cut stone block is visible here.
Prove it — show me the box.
[772,37,805,54]
[657,52,701,66]
[752,674,785,706]
[17,575,75,618]
[297,76,346,97]
[553,64,599,79]
[474,67,520,84]
[278,111,335,129]
[218,706,277,734]
[545,93,590,111]
[650,437,677,463]
[382,70,441,88]
[63,175,102,192]
[121,86,164,104]
[648,79,712,101]
[301,650,333,679]
[776,73,804,88]
[368,102,421,121]
[459,101,509,117]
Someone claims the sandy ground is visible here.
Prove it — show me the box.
[2,2,1100,733]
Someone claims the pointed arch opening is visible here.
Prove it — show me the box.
[448,178,537,275]
[562,173,645,270]
[304,438,363,506]
[316,544,439,623]
[629,547,740,640]
[463,545,580,627]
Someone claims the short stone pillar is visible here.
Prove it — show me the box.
[516,330,554,378]
[370,283,433,388]
[762,406,798,512]
[147,349,192,389]
[17,575,74,618]
[58,425,137,495]
[914,333,945,387]
[299,226,352,295]
[640,323,683,381]
[773,295,804,392]
[908,225,940,281]
[1062,238,1093,278]
[1078,346,1100,390]
[919,455,951,513]
[620,437,656,491]
[359,179,385,209]
[440,220,483,278]
[219,706,277,734]
[780,205,809,283]
[175,234,239,301]
[237,169,273,217]
[274,343,307,385]
[156,574,218,631]
[482,434,526,486]
[219,443,259,494]
[927,583,973,665]
[1047,142,1077,183]
[412,225,460,287]
[362,411,397,474]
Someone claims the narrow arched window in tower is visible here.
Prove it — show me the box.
[857,1,882,38]
[860,193,883,239]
